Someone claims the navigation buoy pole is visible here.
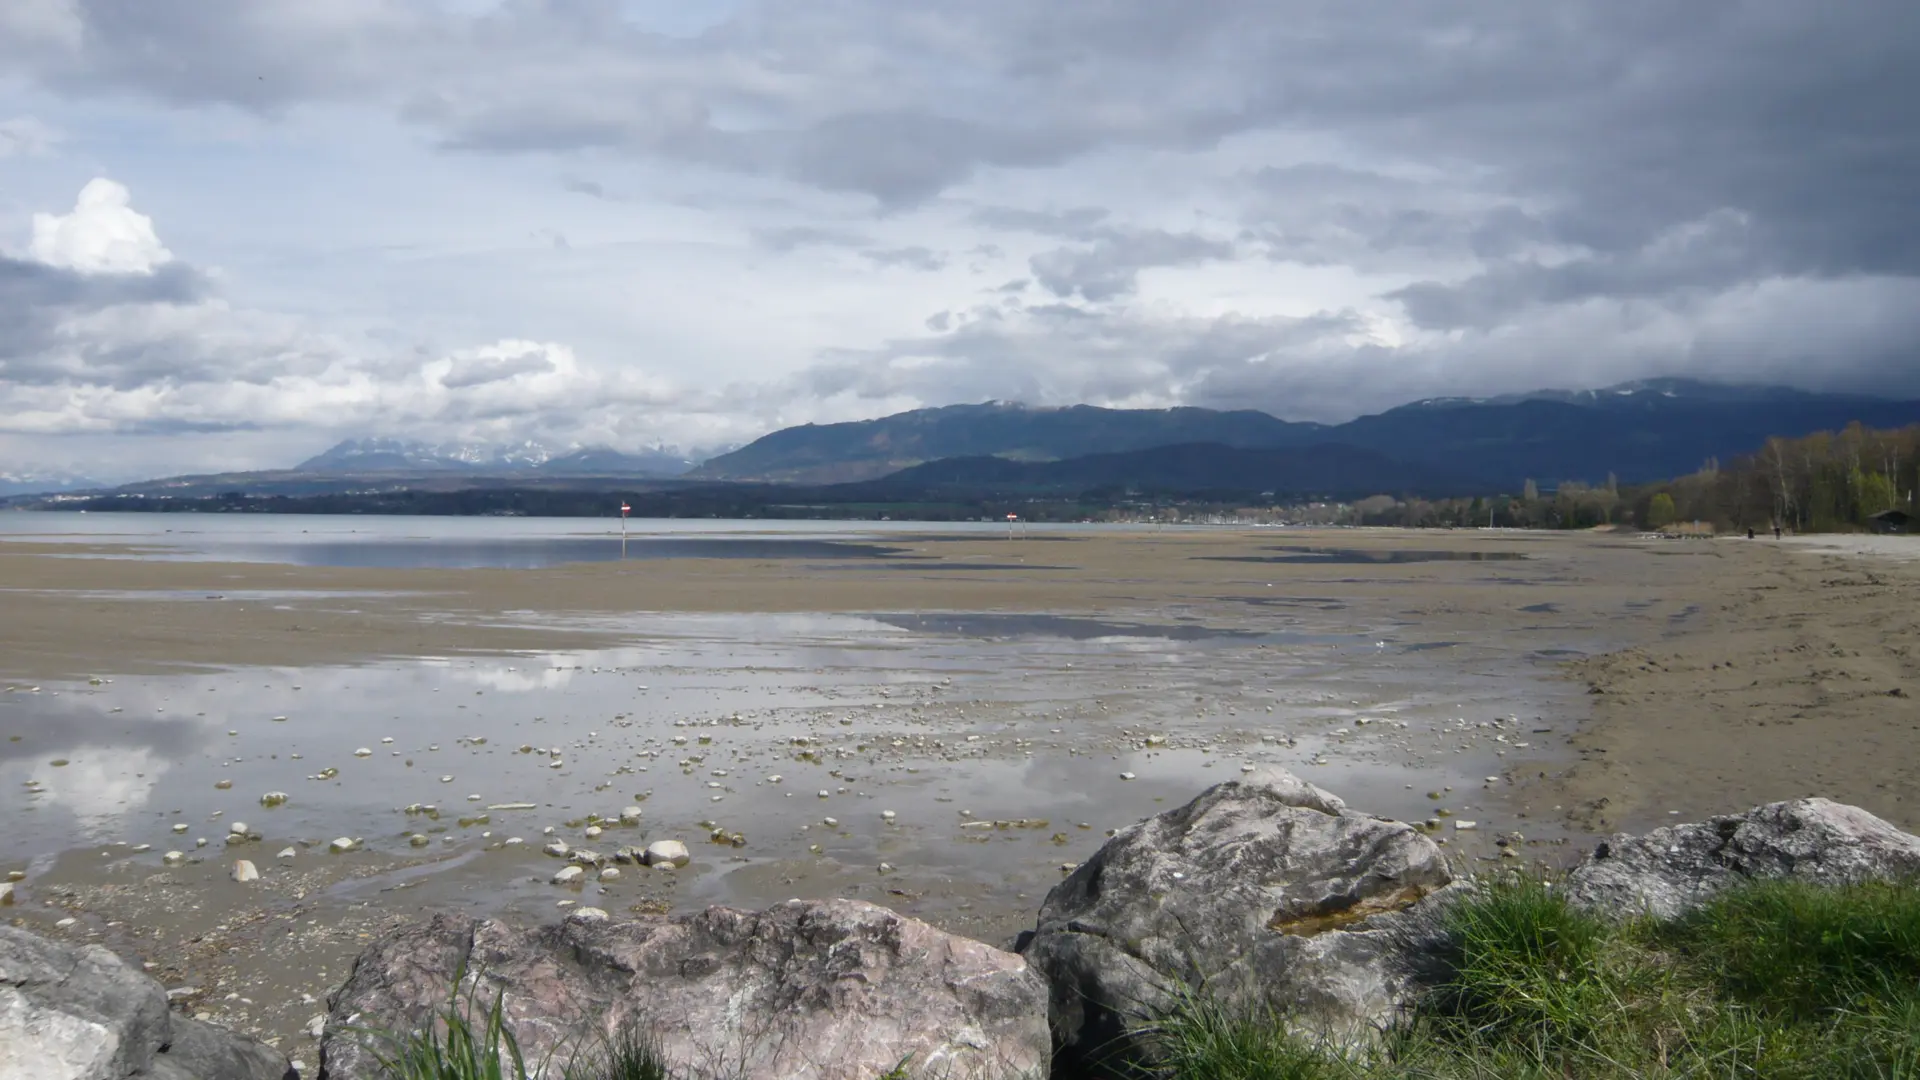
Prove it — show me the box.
[1007,512,1016,540]
[620,501,631,559]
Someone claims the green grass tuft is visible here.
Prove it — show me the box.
[1145,991,1349,1080]
[1660,878,1920,1022]
[1148,877,1920,1080]
[362,978,535,1080]
[562,1026,675,1080]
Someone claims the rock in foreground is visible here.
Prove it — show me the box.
[1565,797,1920,919]
[0,924,294,1080]
[319,899,1048,1080]
[1019,767,1454,1072]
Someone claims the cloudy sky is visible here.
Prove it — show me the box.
[3,1,1918,479]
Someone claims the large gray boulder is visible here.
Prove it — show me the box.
[0,924,293,1080]
[1565,797,1920,919]
[1018,767,1454,1072]
[319,898,1049,1080]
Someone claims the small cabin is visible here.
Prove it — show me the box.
[1870,509,1912,535]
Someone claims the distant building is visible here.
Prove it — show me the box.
[1870,509,1912,535]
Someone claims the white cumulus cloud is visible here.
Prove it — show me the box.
[29,178,174,275]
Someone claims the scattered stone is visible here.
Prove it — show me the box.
[408,834,429,848]
[228,821,250,836]
[1118,771,1137,780]
[277,847,297,860]
[230,860,260,883]
[213,780,233,790]
[259,792,289,808]
[163,851,186,866]
[643,840,691,868]
[568,906,610,922]
[0,882,12,906]
[328,837,358,854]
[551,866,585,885]
[598,867,621,882]
[353,748,372,758]
[619,806,644,825]
[487,802,538,811]
[543,838,570,858]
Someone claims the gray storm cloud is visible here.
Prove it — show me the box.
[1,0,1917,477]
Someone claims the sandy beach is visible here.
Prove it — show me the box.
[2,520,1915,1064]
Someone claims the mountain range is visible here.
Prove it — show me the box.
[859,442,1461,499]
[696,379,1920,489]
[295,438,696,477]
[14,379,1920,508]
[0,470,104,499]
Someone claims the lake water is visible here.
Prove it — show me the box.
[0,513,1140,569]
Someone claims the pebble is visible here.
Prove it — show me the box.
[409,834,429,848]
[881,810,897,822]
[353,748,372,758]
[277,847,297,859]
[228,822,249,836]
[163,851,186,866]
[569,907,610,922]
[328,837,358,854]
[1119,772,1137,781]
[260,792,289,808]
[598,867,621,882]
[544,839,570,858]
[619,806,643,825]
[230,860,260,883]
[214,780,233,790]
[306,1015,327,1039]
[1454,821,1479,831]
[584,826,603,840]
[551,866,585,885]
[643,840,691,868]
[171,823,189,833]
[0,883,12,906]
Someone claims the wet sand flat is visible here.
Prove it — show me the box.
[2,521,1917,1063]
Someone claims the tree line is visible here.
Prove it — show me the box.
[1347,422,1919,533]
